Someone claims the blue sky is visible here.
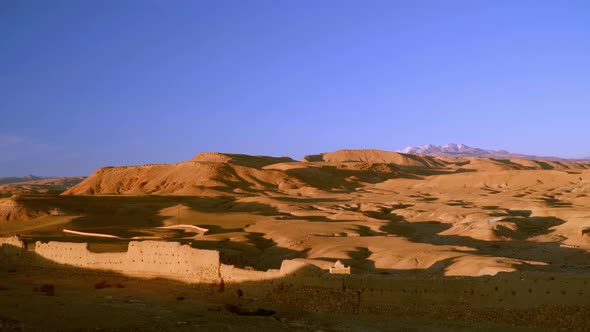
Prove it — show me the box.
[1,0,589,176]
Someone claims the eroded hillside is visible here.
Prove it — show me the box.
[2,150,590,277]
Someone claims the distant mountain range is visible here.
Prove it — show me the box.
[0,175,45,185]
[0,176,86,196]
[398,143,587,161]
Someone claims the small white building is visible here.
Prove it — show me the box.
[329,260,351,274]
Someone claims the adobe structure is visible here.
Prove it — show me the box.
[0,236,323,284]
[329,260,351,274]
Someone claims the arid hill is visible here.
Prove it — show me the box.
[0,176,85,196]
[3,149,590,278]
[63,151,427,196]
[192,152,295,168]
[0,197,66,221]
[64,150,590,196]
[302,149,444,166]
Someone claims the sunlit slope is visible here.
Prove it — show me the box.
[3,150,590,277]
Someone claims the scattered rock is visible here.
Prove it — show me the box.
[40,283,55,296]
[95,280,112,289]
[225,304,276,316]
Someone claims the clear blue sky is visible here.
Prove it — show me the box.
[1,0,589,176]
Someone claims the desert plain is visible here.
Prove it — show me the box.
[2,149,590,330]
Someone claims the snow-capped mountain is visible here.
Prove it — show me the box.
[398,144,574,161]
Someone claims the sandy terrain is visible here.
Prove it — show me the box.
[1,149,590,330]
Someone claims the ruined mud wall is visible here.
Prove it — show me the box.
[0,236,324,284]
[0,236,25,249]
[0,236,25,262]
[126,241,220,283]
[0,237,324,284]
[31,240,325,284]
[34,240,221,283]
[35,242,126,269]
[219,259,323,283]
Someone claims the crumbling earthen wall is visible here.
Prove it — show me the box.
[2,237,326,284]
[220,264,282,283]
[219,259,321,283]
[33,240,221,283]
[125,241,220,283]
[0,236,25,261]
[0,236,25,249]
[35,241,126,269]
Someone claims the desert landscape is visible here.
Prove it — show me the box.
[0,176,85,198]
[4,1,590,330]
[2,148,590,330]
